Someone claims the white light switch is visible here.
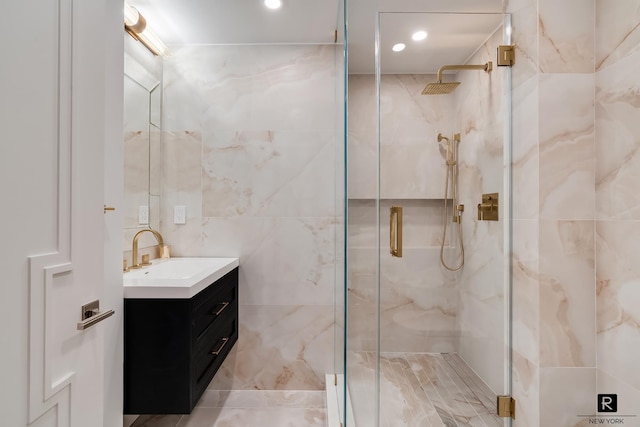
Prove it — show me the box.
[138,205,149,225]
[174,205,186,224]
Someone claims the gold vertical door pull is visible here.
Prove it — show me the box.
[390,206,403,257]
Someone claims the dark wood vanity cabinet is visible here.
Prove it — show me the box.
[124,267,238,414]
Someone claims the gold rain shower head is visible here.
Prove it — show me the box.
[423,82,461,95]
[422,61,493,95]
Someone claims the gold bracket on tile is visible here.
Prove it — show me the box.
[477,193,499,221]
[497,45,515,67]
[497,395,516,419]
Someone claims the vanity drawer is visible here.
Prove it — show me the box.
[192,316,238,394]
[191,268,238,339]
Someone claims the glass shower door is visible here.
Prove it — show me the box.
[345,10,513,427]
[377,11,513,427]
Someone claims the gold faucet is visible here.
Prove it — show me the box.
[130,228,166,269]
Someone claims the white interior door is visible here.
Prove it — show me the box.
[0,0,123,426]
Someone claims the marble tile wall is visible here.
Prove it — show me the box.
[595,0,640,421]
[161,44,343,391]
[505,0,640,424]
[348,74,454,199]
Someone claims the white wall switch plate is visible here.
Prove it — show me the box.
[174,205,186,224]
[138,205,149,225]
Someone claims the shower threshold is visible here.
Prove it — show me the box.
[326,373,356,427]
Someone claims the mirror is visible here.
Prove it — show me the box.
[123,50,162,252]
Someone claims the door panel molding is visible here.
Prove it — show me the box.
[27,0,73,424]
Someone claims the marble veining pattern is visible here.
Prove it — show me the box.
[348,352,502,427]
[511,220,540,363]
[508,1,539,89]
[161,44,342,392]
[205,305,334,391]
[348,74,454,199]
[511,350,540,427]
[595,0,640,71]
[596,221,640,391]
[538,0,594,74]
[595,52,640,220]
[511,77,539,220]
[539,220,595,368]
[595,1,640,420]
[202,130,336,218]
[506,0,640,424]
[538,73,595,220]
[539,367,595,427]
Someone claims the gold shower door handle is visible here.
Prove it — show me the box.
[390,206,403,257]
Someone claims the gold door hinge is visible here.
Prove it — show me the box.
[497,45,515,67]
[497,395,516,419]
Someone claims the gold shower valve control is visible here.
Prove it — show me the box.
[477,193,499,221]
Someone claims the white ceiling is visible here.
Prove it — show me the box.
[128,0,506,74]
[128,0,342,45]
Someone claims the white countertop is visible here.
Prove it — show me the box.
[123,257,239,299]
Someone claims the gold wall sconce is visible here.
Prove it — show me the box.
[124,2,170,57]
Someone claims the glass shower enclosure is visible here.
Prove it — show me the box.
[345,10,513,427]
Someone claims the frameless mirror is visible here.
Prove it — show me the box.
[123,52,162,252]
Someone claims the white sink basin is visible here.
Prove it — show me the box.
[123,257,239,299]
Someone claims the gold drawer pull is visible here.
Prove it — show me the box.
[211,302,230,316]
[210,337,229,356]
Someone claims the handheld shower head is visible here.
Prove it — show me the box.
[437,133,453,164]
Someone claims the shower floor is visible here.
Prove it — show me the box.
[348,352,502,427]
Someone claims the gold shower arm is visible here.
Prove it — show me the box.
[436,62,492,82]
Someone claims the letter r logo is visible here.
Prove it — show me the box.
[597,394,617,413]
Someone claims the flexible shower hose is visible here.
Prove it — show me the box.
[440,148,464,272]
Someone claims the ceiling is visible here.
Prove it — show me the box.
[128,0,506,74]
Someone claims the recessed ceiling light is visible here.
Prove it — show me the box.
[264,0,282,10]
[392,43,406,52]
[412,31,428,41]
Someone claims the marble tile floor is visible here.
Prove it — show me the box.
[348,352,502,427]
[131,353,499,427]
[130,390,326,427]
